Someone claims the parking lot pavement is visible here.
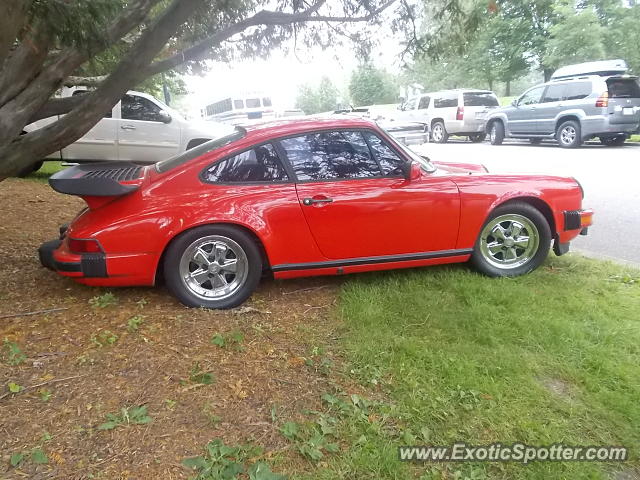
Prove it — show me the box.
[413,139,640,266]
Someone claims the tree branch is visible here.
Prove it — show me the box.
[143,0,395,77]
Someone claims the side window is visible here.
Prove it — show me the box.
[566,81,592,100]
[233,99,244,109]
[246,98,260,108]
[202,143,289,183]
[121,95,163,122]
[418,96,430,109]
[434,93,458,108]
[518,87,544,106]
[363,131,405,176]
[280,130,381,181]
[541,84,566,103]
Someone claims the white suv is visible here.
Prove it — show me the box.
[22,89,232,174]
[398,89,499,143]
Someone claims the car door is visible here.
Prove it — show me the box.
[60,92,118,161]
[279,129,460,260]
[507,86,545,134]
[117,94,181,162]
[535,83,568,135]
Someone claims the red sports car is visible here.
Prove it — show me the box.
[39,118,593,309]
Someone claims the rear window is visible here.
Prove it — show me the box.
[155,128,246,173]
[463,92,498,107]
[434,93,458,108]
[607,78,640,98]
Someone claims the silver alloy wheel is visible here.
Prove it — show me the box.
[179,235,248,301]
[432,124,444,141]
[559,125,576,146]
[479,214,540,269]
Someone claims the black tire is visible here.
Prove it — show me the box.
[469,134,486,143]
[470,202,551,277]
[163,225,262,309]
[15,160,44,178]
[556,120,582,148]
[529,138,543,145]
[600,135,625,147]
[431,121,449,143]
[489,121,504,145]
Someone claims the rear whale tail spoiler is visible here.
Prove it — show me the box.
[49,162,146,209]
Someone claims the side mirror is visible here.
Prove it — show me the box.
[402,161,422,181]
[158,110,172,123]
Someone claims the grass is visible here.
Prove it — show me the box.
[26,161,64,182]
[314,255,640,479]
[629,135,640,143]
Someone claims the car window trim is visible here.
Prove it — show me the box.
[199,141,292,186]
[273,127,408,184]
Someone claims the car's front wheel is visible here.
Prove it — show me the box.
[556,120,582,148]
[469,134,486,143]
[471,202,551,277]
[431,121,449,143]
[164,225,262,308]
[489,121,504,145]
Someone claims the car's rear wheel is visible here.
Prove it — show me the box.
[164,225,262,309]
[529,138,543,145]
[471,202,551,277]
[489,121,504,145]
[469,134,486,143]
[556,120,582,148]
[600,135,625,147]
[431,121,449,143]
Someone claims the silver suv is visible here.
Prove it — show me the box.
[486,61,640,148]
[399,89,499,143]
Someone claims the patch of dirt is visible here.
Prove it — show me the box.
[539,376,577,402]
[613,469,640,480]
[0,179,348,479]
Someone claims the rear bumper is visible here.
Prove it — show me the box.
[39,239,107,277]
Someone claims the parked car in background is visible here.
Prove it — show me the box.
[485,59,640,148]
[39,117,592,309]
[398,89,499,143]
[22,88,231,176]
[200,92,277,125]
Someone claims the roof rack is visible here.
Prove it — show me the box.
[551,59,628,80]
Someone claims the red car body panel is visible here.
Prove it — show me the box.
[43,117,593,288]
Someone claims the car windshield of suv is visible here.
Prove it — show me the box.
[463,92,499,107]
[607,78,640,98]
[155,127,246,173]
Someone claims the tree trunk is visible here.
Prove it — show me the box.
[505,80,511,97]
[543,67,553,82]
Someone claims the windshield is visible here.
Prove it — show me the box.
[155,127,246,173]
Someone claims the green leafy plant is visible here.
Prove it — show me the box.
[89,292,118,308]
[279,416,339,461]
[91,330,118,347]
[98,405,152,431]
[189,362,214,385]
[210,330,244,350]
[127,315,145,332]
[9,447,49,468]
[8,382,22,393]
[2,338,26,365]
[182,439,285,480]
[39,388,52,402]
[10,453,24,467]
[164,399,177,410]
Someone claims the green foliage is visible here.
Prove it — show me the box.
[8,382,22,393]
[91,330,118,347]
[89,292,117,308]
[210,330,244,350]
[127,315,145,333]
[189,362,215,385]
[2,338,26,365]
[295,77,340,115]
[9,447,49,468]
[39,388,52,402]
[349,63,398,106]
[98,405,152,431]
[182,439,285,480]
[10,452,24,467]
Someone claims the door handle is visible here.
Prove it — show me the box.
[302,197,333,206]
[120,125,136,130]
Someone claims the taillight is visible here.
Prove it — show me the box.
[595,92,608,108]
[68,238,103,254]
[456,106,464,120]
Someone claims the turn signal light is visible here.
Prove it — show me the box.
[580,213,593,227]
[595,92,609,108]
[456,106,464,120]
[68,238,102,254]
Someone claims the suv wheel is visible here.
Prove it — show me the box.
[164,225,262,309]
[471,202,551,277]
[489,121,504,145]
[469,134,486,143]
[431,121,449,143]
[600,135,625,147]
[556,120,582,148]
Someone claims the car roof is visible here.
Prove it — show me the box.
[242,117,377,140]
